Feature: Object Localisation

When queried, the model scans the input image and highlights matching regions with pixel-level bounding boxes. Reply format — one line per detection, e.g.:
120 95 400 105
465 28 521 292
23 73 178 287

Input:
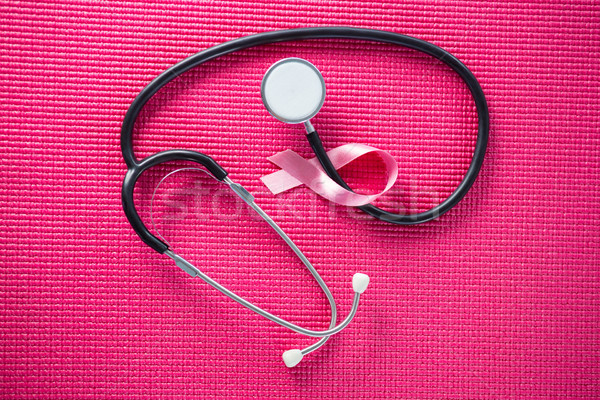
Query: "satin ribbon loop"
261 143 398 207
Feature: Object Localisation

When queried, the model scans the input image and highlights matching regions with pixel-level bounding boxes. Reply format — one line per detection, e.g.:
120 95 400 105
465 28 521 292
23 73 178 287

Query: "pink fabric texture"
1 1 598 398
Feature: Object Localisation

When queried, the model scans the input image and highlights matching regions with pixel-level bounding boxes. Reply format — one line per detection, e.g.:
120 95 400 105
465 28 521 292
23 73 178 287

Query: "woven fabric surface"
1 1 599 398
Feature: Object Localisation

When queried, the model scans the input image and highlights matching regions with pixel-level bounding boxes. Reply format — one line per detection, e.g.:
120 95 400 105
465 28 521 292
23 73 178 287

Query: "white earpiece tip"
352 273 370 294
282 349 303 368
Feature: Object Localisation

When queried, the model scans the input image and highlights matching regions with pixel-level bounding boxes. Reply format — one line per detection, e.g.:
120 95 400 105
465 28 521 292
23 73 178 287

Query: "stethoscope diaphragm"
261 58 326 124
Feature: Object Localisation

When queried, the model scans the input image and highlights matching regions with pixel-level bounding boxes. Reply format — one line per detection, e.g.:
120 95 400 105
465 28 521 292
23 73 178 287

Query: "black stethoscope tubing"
121 27 489 254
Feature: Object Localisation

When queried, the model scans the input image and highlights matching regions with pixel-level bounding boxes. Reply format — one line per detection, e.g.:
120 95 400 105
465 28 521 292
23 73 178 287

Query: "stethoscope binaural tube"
121 148 370 368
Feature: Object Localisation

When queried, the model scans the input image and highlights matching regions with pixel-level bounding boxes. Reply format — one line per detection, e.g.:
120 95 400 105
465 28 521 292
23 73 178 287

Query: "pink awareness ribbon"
260 143 398 207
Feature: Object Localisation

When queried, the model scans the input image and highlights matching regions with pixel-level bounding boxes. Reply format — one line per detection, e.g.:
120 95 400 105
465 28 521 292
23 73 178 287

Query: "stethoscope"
121 27 489 367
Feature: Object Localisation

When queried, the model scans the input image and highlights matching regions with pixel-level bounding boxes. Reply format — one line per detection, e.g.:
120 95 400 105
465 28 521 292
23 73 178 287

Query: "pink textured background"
1 1 599 398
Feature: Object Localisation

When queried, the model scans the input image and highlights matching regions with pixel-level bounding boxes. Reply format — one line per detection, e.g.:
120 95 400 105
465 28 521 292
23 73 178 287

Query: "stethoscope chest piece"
261 58 326 124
